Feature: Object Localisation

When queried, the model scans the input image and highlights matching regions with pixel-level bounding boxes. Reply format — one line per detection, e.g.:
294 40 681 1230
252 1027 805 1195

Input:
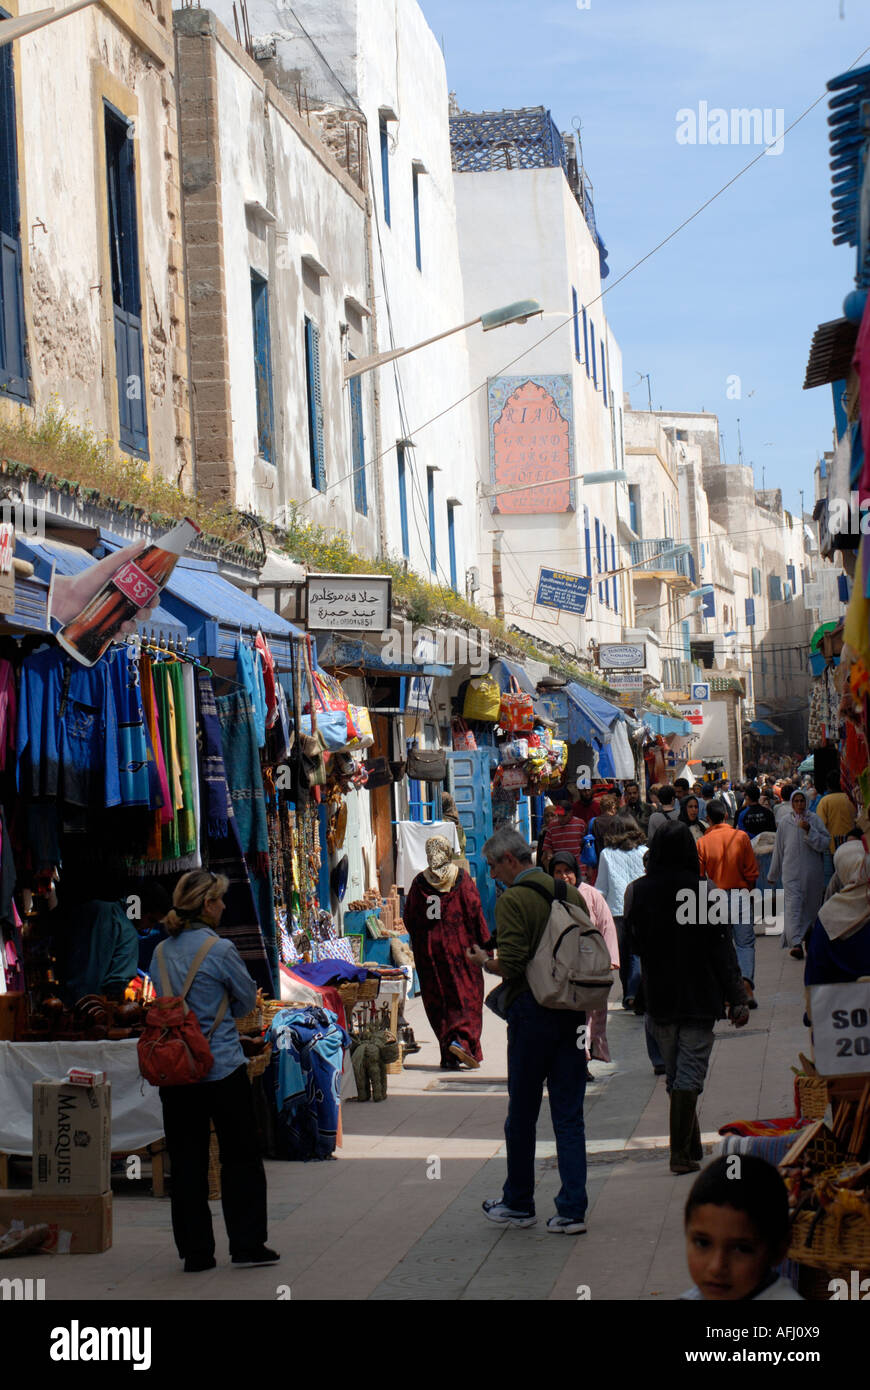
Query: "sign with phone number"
810 983 870 1076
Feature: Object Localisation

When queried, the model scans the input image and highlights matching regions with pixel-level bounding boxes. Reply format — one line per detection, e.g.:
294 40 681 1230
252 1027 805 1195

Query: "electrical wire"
297 38 870 506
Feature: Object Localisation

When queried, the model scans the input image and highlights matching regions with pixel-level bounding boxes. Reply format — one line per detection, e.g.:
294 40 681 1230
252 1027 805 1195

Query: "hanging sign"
534 567 590 616
691 683 711 701
607 672 644 693
680 705 704 726
599 643 646 670
810 983 870 1076
306 574 392 632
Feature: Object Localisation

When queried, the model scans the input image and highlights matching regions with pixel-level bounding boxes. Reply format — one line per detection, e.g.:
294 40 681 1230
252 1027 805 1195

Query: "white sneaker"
546 1215 587 1235
482 1199 536 1228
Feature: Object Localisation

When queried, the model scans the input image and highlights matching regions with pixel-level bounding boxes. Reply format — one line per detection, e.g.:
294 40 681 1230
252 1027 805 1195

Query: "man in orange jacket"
697 799 760 1008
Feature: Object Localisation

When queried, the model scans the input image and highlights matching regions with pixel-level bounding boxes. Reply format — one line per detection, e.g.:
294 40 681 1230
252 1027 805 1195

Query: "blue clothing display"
155 923 257 1082
107 647 153 808
65 899 140 1003
236 641 267 749
289 959 368 988
268 1006 350 1161
17 648 121 808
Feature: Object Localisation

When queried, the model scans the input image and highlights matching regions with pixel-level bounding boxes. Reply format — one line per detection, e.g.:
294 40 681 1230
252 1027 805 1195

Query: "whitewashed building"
451 105 629 664
200 0 480 587
0 0 190 481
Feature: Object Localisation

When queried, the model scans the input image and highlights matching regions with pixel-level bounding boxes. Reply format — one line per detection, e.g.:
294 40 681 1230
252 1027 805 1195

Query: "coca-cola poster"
48 521 199 667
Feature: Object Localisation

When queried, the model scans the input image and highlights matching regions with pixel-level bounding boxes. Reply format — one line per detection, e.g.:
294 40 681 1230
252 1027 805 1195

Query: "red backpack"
138 937 229 1087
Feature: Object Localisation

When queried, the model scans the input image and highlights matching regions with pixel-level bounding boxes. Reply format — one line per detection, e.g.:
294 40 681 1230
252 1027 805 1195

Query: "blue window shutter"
682 620 691 660
447 502 458 591
787 562 796 592
752 566 761 595
584 504 592 576
582 307 590 377
602 524 609 606
0 35 27 400
745 597 755 626
601 344 608 406
610 535 617 612
702 589 715 619
250 273 275 462
572 288 580 361
628 485 638 533
105 103 147 457
305 318 326 491
687 551 696 583
380 118 391 226
768 573 782 601
590 321 598 388
397 445 409 557
595 518 602 600
413 169 421 270
349 373 367 515
427 467 436 571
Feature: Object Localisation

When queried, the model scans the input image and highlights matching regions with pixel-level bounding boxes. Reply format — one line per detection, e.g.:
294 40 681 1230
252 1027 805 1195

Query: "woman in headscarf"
768 790 829 960
805 840 870 987
623 822 749 1174
678 795 706 845
403 835 491 1070
550 850 620 1074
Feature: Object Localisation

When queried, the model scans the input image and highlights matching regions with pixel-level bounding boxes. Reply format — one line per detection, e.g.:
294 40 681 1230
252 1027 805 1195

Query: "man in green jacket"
466 827 591 1235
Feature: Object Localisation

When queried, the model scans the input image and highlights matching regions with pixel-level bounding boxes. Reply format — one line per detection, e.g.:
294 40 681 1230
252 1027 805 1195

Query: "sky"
419 0 867 519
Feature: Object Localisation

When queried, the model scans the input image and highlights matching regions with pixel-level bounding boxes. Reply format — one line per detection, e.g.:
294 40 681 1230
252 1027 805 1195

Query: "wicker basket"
246 1044 272 1080
338 982 360 1011
796 1075 829 1121
235 1006 264 1036
788 1209 870 1273
357 978 379 1001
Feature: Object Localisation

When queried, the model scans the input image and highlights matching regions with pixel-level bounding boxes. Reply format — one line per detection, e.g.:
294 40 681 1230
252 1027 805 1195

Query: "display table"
0 1039 164 1160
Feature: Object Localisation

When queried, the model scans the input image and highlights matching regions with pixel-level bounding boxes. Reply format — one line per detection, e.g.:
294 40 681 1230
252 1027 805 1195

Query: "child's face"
686 1204 775 1300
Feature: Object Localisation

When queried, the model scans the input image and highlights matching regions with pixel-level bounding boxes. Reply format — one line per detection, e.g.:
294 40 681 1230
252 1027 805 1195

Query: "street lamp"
0 0 97 45
344 299 542 381
480 468 627 500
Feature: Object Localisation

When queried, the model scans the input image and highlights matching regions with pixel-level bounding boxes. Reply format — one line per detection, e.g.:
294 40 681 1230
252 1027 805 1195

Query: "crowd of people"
405 757 870 1299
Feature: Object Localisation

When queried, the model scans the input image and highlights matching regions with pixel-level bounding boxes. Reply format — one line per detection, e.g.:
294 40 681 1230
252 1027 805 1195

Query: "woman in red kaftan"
404 835 492 1070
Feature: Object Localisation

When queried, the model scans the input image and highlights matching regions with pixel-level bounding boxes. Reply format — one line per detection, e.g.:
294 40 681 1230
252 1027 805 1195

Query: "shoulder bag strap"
158 935 230 1031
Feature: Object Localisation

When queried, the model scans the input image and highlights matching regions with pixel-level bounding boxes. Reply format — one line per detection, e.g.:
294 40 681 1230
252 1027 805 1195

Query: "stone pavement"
4 925 808 1301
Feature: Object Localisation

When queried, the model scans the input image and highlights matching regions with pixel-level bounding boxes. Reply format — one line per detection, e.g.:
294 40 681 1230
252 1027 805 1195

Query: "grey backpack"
520 880 613 1012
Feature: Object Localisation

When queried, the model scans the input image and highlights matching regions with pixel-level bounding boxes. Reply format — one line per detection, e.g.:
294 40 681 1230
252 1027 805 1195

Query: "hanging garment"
17 648 121 808
63 899 140 1004
140 656 172 861
268 1005 350 1161
179 663 202 869
255 630 278 729
609 720 635 779
0 658 16 772
236 641 267 748
151 663 197 868
106 647 152 808
196 670 232 839
216 691 269 873
852 291 870 503
394 821 460 892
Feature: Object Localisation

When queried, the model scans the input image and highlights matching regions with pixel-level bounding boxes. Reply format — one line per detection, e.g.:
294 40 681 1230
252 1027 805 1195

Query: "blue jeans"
756 852 772 895
502 991 588 1220
615 915 642 1001
645 1017 664 1068
731 912 756 986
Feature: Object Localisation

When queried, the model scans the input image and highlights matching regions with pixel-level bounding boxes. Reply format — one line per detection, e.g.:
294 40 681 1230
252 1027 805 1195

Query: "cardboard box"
0 1191 112 1253
33 1079 111 1195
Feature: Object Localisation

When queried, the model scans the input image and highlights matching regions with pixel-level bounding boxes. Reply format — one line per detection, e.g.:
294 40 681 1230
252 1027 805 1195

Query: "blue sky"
420 0 867 518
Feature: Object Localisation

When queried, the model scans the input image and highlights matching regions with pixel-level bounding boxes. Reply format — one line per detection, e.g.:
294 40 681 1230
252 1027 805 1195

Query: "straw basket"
358 978 379 1001
235 1006 264 1036
246 1044 272 1080
796 1075 829 1121
338 982 360 1012
788 1209 870 1273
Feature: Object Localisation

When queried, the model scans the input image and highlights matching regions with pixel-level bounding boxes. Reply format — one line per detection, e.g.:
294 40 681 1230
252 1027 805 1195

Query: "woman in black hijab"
623 822 750 1174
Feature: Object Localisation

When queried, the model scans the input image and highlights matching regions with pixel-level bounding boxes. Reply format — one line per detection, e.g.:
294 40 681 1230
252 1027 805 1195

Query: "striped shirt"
541 815 588 866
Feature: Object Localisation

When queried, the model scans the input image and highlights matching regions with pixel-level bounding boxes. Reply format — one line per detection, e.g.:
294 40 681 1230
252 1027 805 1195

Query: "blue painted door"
447 749 494 923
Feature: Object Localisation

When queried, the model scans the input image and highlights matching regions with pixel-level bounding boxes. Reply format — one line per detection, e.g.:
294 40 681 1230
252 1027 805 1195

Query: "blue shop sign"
535 567 590 616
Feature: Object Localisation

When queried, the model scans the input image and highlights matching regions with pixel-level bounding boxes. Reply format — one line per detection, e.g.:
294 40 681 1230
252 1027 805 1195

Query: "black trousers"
160 1063 268 1261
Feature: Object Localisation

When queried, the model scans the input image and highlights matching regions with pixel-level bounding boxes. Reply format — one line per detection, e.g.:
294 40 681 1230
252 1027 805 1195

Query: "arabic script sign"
306 574 392 632
488 375 574 515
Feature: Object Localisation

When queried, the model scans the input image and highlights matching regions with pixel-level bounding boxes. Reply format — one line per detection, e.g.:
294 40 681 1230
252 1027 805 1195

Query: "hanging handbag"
499 676 535 733
363 755 392 789
462 674 502 722
351 705 375 749
390 758 407 781
407 748 447 782
580 833 598 868
500 765 529 790
451 717 478 752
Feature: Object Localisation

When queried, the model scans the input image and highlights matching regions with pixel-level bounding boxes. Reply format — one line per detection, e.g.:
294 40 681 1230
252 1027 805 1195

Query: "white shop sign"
607 672 644 692
306 574 392 631
810 983 870 1076
599 643 645 670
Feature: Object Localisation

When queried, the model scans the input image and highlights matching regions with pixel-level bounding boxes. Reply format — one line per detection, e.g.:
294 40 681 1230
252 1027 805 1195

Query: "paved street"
4 924 808 1302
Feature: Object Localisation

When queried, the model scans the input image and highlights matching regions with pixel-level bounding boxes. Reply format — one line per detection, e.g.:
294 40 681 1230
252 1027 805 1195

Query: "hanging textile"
268 1005 350 1161
196 669 231 839
0 658 16 772
179 663 201 870
236 641 267 749
17 648 121 807
255 630 278 730
216 691 269 874
140 655 172 864
151 662 198 869
107 646 152 808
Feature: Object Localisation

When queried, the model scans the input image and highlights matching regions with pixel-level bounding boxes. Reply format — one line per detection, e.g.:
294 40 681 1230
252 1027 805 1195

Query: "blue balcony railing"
630 539 693 579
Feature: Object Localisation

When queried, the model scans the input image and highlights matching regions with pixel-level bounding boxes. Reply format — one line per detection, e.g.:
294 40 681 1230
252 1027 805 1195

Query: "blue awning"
17 537 188 644
643 710 693 737
749 719 781 737
563 681 624 746
489 657 536 695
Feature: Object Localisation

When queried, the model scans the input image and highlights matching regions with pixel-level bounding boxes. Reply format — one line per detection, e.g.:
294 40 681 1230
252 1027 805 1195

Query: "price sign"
810 983 870 1076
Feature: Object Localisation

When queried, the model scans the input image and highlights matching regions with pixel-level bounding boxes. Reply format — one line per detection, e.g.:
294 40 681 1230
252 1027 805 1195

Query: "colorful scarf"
196 669 231 839
207 817 274 994
140 657 171 862
216 691 269 873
